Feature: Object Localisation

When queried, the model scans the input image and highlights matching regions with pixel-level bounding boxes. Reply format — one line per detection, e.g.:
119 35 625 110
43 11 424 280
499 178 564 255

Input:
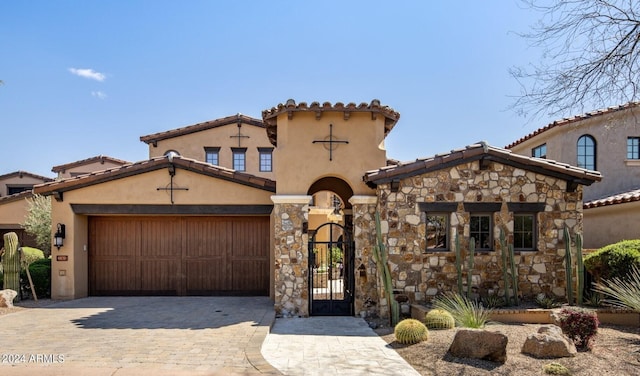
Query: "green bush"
584 240 640 282
394 318 429 344
20 258 51 298
21 247 45 265
557 308 599 351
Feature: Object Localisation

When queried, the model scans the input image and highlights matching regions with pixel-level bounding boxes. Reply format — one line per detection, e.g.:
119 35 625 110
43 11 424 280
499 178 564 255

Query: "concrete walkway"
0 297 418 375
261 317 420 376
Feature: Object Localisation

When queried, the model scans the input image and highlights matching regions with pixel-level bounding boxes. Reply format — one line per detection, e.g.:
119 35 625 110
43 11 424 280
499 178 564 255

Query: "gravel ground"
375 321 640 376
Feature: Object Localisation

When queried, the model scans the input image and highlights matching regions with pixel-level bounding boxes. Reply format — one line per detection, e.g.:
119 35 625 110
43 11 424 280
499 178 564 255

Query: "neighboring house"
506 102 640 248
0 171 53 247
52 155 130 179
34 100 600 319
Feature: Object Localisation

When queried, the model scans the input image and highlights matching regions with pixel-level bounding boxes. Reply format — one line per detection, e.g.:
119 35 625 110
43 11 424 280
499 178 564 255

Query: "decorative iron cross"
157 166 189 204
312 123 349 161
230 124 250 147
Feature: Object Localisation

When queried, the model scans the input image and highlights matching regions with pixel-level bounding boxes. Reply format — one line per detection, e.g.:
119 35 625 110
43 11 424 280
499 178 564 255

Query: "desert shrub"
433 292 492 329
20 258 51 298
594 264 640 311
584 240 640 282
481 292 505 308
394 318 429 344
424 309 455 330
543 362 571 375
535 293 561 309
557 308 599 351
20 247 45 266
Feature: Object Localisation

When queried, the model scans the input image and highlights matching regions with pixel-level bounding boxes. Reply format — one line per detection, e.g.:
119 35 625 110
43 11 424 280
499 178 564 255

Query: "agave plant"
432 292 493 328
593 264 640 311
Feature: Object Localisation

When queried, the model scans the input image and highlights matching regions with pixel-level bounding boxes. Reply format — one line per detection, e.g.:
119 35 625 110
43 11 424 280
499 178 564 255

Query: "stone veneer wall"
375 160 583 311
272 196 310 317
349 196 382 318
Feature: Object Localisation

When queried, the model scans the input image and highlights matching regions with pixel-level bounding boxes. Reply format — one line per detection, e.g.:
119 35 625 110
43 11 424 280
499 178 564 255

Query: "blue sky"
1 1 557 177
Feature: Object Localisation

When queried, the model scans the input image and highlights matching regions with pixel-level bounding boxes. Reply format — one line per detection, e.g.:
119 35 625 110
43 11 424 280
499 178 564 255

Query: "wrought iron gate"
308 222 354 316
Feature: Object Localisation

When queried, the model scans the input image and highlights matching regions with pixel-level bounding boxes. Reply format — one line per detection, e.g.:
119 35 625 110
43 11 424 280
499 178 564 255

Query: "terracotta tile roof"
0 190 34 205
364 142 602 187
583 188 640 209
140 113 264 146
0 170 53 182
34 155 276 195
505 102 640 149
261 99 400 147
51 155 130 173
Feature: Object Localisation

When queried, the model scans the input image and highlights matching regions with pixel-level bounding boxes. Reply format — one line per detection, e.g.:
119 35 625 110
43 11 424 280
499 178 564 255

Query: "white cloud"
69 68 106 82
91 91 107 99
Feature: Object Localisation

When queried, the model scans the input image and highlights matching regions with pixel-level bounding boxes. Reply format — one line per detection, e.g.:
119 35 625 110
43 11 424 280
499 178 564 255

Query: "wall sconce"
54 223 66 250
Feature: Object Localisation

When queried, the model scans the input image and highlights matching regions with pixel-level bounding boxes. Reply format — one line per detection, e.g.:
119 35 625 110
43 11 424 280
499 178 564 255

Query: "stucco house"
506 102 640 248
33 100 600 318
0 171 53 246
52 155 130 179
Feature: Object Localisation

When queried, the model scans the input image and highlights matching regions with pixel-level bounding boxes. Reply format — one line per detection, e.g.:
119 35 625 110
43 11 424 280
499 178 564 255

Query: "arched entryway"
307 177 355 316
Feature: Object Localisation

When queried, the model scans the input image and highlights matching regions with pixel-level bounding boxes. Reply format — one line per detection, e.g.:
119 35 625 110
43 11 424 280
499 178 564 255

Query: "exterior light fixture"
54 223 66 250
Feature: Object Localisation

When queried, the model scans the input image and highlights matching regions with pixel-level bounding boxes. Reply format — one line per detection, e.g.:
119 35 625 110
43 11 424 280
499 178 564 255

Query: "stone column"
349 195 381 318
271 195 311 317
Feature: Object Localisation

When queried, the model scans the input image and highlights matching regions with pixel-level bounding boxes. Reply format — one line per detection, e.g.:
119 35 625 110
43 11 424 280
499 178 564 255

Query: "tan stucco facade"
47 166 274 299
0 195 31 228
584 202 640 249
147 121 274 179
54 160 129 179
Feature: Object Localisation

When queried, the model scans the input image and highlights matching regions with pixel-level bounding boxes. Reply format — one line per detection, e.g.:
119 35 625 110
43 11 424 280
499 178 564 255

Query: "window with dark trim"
419 202 457 253
532 143 547 159
470 214 492 251
627 137 640 160
7 185 32 195
258 147 273 172
232 147 246 171
577 135 596 170
426 214 449 251
205 147 220 165
513 213 535 251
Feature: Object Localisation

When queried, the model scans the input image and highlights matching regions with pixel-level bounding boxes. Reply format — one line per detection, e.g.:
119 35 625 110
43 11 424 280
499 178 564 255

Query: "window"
204 147 220 165
531 143 547 159
577 135 596 170
258 147 273 172
426 214 448 251
627 137 640 160
232 148 246 171
513 214 535 251
7 186 32 195
470 214 492 251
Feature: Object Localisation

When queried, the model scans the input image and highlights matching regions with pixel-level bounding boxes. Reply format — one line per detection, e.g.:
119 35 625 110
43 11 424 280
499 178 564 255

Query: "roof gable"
140 114 264 146
51 155 130 173
34 155 276 196
261 99 400 147
364 142 602 188
0 170 53 183
506 102 640 149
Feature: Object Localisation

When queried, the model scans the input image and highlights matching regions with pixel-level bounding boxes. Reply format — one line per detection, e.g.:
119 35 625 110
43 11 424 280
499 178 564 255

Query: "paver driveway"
0 296 277 375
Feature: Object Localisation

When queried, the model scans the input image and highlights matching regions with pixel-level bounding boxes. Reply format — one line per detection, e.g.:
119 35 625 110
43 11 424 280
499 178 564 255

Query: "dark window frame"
469 213 493 251
258 147 273 172
419 203 457 253
231 147 247 172
507 203 544 253
513 213 536 251
204 147 220 165
577 134 597 170
627 137 640 160
532 143 547 159
425 213 449 252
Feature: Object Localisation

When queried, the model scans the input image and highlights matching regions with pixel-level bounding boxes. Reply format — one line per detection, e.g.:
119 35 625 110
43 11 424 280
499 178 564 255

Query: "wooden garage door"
89 216 269 296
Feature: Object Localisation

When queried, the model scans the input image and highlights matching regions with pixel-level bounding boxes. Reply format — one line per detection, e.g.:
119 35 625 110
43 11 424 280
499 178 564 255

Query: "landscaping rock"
0 289 18 308
521 325 577 358
448 328 508 363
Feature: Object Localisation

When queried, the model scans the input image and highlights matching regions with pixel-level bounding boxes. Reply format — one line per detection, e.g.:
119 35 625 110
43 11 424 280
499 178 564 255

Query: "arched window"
577 135 596 170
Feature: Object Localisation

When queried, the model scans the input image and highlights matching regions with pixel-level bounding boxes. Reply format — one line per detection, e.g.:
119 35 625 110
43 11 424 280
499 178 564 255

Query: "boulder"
0 289 18 308
448 328 508 363
521 325 577 358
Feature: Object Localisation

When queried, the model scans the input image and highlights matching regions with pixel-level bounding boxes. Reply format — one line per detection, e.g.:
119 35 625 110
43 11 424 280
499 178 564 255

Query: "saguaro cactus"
2 232 21 301
563 226 574 305
454 231 463 294
576 232 584 306
374 211 400 326
466 237 475 299
500 228 511 304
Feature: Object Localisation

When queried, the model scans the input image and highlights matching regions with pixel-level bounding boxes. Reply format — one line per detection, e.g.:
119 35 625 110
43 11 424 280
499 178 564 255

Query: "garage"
89 215 270 296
